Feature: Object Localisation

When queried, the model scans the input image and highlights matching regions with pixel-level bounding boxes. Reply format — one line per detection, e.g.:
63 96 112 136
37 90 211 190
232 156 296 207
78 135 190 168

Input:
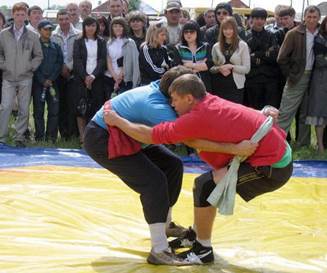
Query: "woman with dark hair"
97 16 110 40
210 16 250 104
73 16 107 144
127 10 147 51
172 20 212 91
306 16 327 153
105 17 140 98
139 22 170 85
0 11 5 104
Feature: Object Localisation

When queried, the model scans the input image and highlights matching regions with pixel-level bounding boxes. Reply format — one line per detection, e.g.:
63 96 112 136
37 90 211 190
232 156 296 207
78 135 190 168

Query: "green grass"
5 106 327 160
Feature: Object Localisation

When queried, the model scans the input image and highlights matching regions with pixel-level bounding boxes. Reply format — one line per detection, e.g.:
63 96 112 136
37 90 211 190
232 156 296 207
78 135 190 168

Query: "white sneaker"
147 249 192 266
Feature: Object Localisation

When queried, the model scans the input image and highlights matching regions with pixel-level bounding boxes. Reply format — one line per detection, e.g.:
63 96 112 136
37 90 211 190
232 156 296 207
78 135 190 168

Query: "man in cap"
244 8 280 110
32 20 63 143
164 0 182 47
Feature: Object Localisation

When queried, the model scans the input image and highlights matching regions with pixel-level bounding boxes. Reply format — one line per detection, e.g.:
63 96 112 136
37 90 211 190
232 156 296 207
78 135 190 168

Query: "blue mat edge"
0 146 326 178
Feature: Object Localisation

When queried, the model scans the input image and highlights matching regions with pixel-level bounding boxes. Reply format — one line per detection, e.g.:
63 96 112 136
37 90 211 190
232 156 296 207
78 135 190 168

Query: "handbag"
76 87 92 117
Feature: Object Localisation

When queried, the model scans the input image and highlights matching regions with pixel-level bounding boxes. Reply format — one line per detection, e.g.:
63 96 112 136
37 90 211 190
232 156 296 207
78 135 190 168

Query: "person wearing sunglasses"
204 2 233 49
172 20 213 91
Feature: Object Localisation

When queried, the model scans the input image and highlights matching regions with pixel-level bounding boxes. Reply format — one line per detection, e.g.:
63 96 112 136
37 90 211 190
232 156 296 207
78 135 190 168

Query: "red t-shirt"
152 94 286 169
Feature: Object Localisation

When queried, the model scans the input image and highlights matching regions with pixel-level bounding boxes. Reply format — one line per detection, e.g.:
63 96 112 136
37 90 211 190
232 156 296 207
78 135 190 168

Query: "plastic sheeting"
0 162 327 273
0 146 327 177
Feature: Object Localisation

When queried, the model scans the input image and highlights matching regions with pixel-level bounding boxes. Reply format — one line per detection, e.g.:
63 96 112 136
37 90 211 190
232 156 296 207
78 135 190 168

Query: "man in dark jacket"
277 6 321 148
33 20 63 142
199 9 216 39
267 6 301 142
204 2 233 49
244 8 280 110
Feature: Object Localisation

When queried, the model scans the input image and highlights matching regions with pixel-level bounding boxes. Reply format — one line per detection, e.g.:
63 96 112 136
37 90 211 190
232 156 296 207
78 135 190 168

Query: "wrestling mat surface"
0 147 326 273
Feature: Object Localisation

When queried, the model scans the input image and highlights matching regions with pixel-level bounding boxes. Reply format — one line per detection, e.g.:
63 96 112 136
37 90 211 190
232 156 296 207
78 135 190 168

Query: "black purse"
76 87 92 117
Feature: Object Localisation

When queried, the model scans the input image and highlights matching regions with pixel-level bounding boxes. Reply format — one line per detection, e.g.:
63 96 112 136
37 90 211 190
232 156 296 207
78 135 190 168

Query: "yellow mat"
0 165 326 273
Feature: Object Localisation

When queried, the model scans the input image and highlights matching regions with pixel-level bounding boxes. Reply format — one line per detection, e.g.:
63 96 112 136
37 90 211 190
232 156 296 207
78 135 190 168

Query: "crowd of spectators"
0 0 326 153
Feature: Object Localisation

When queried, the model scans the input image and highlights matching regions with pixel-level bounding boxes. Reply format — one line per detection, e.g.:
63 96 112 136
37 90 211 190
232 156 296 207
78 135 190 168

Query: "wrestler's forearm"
184 139 257 157
115 118 154 144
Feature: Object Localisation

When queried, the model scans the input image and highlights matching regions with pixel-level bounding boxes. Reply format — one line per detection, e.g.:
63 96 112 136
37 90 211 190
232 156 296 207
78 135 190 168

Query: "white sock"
149 223 169 253
197 238 212 248
166 207 172 228
193 224 197 234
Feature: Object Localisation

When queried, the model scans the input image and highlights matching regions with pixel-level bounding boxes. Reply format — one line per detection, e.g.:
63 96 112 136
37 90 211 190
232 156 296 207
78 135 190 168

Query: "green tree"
128 0 141 11
0 5 9 13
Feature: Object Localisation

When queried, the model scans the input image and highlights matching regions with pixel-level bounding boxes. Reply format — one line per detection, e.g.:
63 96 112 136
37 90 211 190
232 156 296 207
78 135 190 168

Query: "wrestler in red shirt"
105 74 293 265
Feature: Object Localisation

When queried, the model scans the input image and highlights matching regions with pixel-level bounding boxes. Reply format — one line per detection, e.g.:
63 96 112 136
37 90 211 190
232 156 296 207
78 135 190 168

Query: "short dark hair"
168 74 206 100
110 17 129 39
160 66 193 97
57 9 69 18
181 20 202 46
304 5 321 17
82 17 99 39
28 5 42 16
277 7 296 17
250 8 268 19
204 9 215 17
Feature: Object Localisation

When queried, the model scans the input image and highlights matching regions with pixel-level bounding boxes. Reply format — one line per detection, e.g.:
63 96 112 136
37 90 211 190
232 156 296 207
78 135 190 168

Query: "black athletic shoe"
177 240 214 264
168 227 196 250
166 221 189 238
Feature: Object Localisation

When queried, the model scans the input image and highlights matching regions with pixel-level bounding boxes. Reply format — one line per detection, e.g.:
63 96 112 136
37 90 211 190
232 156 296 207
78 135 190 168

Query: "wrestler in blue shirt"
92 80 177 130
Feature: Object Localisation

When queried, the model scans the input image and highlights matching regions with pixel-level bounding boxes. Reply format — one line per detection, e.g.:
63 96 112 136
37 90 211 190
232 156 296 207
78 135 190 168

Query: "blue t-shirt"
92 80 177 129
